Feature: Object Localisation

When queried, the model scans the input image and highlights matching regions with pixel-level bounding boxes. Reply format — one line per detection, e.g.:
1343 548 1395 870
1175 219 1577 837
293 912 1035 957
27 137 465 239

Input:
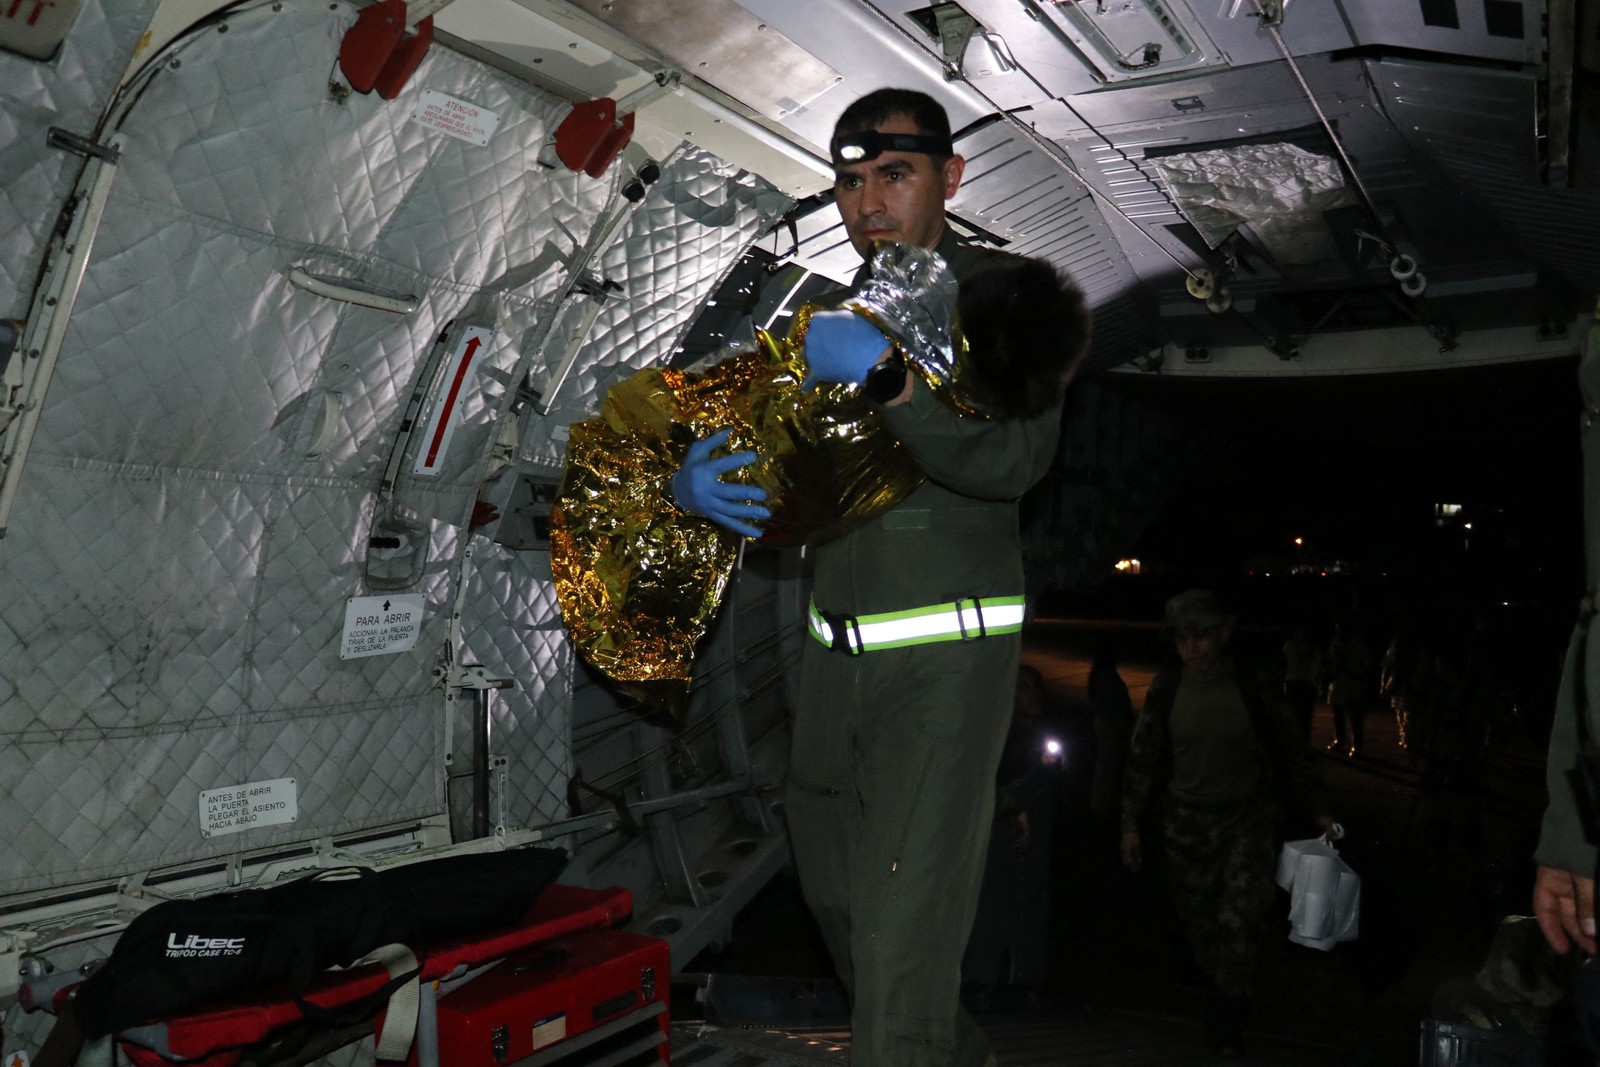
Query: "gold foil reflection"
550 308 927 717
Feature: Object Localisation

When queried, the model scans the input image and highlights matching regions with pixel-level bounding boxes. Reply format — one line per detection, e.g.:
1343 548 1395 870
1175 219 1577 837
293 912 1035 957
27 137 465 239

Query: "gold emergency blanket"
550 243 968 717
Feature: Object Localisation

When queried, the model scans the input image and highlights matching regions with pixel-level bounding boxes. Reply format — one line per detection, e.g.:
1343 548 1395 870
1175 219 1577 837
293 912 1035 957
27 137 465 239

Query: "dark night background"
1075 356 1585 704
1119 356 1583 582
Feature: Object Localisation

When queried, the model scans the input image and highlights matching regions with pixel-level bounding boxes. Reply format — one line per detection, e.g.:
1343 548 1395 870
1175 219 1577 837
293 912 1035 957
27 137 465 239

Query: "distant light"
1464 522 1473 530
1293 537 1304 546
1114 558 1141 574
1046 739 1062 756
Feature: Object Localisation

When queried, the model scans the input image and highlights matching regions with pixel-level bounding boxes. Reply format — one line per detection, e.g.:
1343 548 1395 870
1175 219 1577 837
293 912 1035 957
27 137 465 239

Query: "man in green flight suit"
673 88 1088 1066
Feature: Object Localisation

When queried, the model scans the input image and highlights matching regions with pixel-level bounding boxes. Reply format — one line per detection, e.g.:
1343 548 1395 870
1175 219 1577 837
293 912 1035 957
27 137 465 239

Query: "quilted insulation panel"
0 0 162 322
0 0 791 896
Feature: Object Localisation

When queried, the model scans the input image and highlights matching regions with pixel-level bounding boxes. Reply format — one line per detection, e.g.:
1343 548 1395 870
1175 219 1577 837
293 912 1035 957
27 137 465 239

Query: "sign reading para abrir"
339 593 426 660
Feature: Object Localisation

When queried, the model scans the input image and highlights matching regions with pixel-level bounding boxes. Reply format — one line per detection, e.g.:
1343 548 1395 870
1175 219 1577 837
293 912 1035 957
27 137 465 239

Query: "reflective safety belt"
808 595 1026 654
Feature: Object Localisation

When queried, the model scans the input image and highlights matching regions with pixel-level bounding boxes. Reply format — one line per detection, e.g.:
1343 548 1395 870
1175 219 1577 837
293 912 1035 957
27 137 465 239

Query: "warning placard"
200 778 298 838
340 593 426 660
411 90 501 147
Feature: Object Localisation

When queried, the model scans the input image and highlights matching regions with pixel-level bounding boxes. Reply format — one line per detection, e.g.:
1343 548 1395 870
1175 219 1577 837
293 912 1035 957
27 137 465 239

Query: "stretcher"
22 884 636 1067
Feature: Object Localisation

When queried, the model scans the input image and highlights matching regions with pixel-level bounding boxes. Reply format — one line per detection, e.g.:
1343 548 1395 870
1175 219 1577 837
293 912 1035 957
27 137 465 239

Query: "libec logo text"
165 933 247 958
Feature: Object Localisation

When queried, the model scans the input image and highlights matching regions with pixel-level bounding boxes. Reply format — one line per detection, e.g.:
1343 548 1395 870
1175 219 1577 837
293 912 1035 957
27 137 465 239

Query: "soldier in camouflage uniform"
1121 590 1336 1057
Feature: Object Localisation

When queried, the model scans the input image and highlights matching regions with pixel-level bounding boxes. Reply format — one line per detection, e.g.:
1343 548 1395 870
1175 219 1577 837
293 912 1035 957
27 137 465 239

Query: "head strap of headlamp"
830 129 954 167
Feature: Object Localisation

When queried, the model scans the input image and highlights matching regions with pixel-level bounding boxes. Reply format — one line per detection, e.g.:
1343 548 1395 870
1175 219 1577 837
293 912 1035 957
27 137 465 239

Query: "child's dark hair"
959 257 1092 419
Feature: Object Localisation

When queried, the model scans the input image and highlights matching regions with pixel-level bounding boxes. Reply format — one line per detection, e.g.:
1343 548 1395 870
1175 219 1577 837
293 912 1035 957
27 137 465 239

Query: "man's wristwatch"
863 352 908 403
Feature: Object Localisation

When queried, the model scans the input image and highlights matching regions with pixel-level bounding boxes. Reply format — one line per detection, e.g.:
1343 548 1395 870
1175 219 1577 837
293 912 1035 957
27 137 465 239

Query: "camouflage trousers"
1162 796 1278 998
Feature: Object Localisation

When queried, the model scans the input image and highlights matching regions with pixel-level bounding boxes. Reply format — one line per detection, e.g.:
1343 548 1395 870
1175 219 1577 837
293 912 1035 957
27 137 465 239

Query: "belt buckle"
818 608 864 655
954 596 987 641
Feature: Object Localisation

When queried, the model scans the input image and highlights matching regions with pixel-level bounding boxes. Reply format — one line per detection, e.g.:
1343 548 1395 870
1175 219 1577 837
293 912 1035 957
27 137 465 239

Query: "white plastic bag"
1277 834 1360 951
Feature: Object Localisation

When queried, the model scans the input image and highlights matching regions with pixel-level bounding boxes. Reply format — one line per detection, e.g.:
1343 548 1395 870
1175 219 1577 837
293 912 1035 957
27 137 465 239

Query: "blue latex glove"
801 309 892 392
671 428 770 539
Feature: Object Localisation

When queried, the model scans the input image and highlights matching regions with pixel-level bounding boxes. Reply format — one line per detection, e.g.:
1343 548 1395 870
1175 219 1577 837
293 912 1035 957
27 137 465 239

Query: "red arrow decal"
424 335 481 468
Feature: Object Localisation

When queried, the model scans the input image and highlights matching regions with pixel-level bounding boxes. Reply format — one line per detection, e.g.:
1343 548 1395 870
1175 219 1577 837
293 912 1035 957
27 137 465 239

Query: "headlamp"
830 130 955 167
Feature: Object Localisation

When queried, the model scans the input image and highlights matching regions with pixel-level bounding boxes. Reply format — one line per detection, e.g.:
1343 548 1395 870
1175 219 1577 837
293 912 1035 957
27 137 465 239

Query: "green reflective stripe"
808 595 1026 653
849 595 1025 626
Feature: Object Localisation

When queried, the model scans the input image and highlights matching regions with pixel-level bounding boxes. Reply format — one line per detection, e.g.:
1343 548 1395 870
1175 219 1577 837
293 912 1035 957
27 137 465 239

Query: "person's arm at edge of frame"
1534 629 1599 954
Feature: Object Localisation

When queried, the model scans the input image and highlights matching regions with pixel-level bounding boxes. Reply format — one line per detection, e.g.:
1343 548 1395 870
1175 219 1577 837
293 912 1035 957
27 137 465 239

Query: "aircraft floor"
668 1007 1356 1066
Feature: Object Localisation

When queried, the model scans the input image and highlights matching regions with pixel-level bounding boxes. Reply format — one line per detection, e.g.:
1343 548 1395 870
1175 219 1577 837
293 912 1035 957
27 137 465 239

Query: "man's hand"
1534 864 1597 954
1120 830 1142 872
801 309 891 391
671 429 769 540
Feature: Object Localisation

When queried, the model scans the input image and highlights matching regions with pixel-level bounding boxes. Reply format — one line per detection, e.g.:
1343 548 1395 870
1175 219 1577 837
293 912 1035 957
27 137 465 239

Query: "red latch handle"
339 0 434 99
554 98 636 178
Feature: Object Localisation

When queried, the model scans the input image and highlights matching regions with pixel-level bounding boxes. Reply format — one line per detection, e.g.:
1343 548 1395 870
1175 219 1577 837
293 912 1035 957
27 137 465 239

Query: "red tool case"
426 929 669 1067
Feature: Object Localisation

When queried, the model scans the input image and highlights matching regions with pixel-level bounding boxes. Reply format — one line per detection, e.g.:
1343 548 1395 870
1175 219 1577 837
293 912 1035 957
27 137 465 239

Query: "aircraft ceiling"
198 0 1600 376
